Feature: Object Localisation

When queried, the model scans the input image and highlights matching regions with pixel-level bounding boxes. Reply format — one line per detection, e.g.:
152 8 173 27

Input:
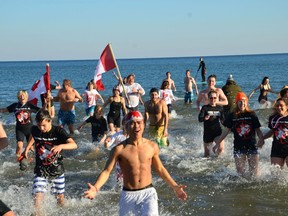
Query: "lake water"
0 53 288 215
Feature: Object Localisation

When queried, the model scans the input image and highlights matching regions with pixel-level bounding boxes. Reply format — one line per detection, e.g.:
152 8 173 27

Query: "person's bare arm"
144 102 149 126
152 143 187 201
191 78 198 95
196 92 204 111
162 101 169 136
102 97 113 109
121 97 128 115
249 85 261 99
0 123 8 150
0 108 8 113
24 135 35 158
263 129 274 140
216 89 228 106
51 137 77 155
84 147 118 199
74 90 84 102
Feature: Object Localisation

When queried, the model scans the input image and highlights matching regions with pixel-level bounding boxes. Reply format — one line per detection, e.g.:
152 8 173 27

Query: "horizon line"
1 52 287 63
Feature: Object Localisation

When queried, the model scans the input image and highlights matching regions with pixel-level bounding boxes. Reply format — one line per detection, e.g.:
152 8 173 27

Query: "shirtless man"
54 79 83 134
184 70 198 104
196 74 228 111
144 88 169 147
163 71 177 91
84 111 187 216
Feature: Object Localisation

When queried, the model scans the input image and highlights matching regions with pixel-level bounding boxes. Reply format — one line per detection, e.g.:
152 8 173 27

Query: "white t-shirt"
121 83 145 108
159 89 175 105
84 89 100 109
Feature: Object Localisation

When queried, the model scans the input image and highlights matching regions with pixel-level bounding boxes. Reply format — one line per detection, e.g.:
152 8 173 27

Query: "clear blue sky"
1 0 288 61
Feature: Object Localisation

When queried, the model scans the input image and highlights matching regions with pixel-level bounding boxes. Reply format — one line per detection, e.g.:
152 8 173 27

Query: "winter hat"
235 92 248 103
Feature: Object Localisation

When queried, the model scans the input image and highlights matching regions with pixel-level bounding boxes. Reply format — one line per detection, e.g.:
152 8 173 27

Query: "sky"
1 0 288 61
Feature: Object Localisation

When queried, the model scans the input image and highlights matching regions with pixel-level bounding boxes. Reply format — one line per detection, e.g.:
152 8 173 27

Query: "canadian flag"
28 64 51 106
94 44 116 91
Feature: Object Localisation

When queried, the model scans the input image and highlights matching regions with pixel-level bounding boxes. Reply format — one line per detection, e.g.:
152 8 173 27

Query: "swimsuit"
258 87 268 102
184 91 193 103
32 174 65 195
148 125 169 147
58 109 76 126
119 185 158 216
107 100 122 128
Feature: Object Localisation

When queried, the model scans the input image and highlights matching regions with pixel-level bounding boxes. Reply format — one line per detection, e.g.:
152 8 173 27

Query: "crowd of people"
0 65 288 215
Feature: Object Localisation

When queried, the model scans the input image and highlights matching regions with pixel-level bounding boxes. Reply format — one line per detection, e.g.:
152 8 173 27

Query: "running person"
84 111 187 216
144 88 169 147
103 86 127 133
215 92 264 177
83 81 104 117
262 98 288 168
78 105 108 144
249 76 278 105
0 90 40 157
198 90 225 157
23 109 77 215
159 80 176 117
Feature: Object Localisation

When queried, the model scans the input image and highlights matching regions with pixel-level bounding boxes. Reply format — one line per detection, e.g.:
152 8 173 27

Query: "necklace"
271 114 288 129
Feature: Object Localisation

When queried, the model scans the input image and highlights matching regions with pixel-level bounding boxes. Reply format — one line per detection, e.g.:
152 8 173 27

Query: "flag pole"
108 43 131 106
46 63 51 115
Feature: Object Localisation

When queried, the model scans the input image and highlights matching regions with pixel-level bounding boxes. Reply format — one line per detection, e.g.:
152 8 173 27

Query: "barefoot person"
53 79 83 134
144 88 169 147
196 74 228 110
84 111 187 216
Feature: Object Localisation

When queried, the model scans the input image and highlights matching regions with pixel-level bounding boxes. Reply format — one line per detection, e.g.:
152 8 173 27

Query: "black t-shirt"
268 113 288 146
31 125 71 178
85 116 108 141
198 105 224 132
224 111 261 151
6 102 40 127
